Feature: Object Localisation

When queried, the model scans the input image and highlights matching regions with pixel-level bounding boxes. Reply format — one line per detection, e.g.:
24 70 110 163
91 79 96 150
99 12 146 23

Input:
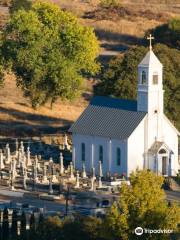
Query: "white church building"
69 39 179 177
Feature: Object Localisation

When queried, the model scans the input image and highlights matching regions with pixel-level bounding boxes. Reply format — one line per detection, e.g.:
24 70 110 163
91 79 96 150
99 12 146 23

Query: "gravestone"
82 162 87 179
0 149 5 170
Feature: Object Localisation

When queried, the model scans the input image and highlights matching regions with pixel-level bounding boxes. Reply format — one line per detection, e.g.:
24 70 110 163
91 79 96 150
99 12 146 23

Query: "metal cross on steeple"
147 34 154 50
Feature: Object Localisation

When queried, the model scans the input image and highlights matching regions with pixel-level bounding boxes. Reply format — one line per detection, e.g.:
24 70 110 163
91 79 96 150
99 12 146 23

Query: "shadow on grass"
95 29 144 46
95 30 145 65
0 106 73 137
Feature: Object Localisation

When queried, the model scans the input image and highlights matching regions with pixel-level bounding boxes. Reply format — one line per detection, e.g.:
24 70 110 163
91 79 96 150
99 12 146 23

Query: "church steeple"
137 35 163 114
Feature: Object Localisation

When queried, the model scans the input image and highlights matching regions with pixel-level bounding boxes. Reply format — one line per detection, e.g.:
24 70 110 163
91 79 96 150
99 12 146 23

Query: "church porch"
148 142 175 176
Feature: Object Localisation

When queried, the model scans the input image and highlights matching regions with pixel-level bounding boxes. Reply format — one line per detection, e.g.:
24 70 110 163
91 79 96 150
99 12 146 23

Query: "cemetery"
0 136 129 236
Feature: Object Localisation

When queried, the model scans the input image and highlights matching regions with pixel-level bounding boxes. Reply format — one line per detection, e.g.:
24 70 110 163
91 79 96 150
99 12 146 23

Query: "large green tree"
1 1 99 108
94 44 180 130
103 170 180 240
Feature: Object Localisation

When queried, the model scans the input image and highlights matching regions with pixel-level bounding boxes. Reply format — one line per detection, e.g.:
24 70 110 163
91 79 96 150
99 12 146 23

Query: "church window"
99 145 103 163
117 148 121 166
81 143 85 161
153 72 158 84
141 71 146 84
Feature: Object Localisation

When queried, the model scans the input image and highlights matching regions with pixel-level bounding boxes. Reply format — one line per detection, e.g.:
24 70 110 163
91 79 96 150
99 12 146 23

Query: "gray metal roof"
69 96 147 139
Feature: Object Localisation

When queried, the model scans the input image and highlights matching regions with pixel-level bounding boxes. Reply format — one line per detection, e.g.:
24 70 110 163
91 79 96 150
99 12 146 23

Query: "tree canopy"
30 215 103 240
94 44 180 130
103 170 180 240
1 1 100 108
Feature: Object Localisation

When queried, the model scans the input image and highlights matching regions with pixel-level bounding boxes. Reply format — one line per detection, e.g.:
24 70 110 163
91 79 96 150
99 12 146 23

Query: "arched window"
117 148 121 166
141 71 146 84
153 72 158 85
99 145 103 163
81 143 85 161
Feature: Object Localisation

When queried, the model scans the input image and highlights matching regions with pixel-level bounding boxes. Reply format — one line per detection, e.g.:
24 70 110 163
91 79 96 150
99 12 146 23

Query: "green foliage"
151 17 180 50
9 0 32 14
20 211 27 240
30 215 103 240
38 212 44 225
94 44 180 130
0 40 5 87
62 216 102 240
174 171 180 185
169 17 180 33
99 0 120 8
2 207 9 240
29 213 36 239
11 210 18 239
104 170 180 240
0 64 4 87
35 216 62 240
1 1 100 108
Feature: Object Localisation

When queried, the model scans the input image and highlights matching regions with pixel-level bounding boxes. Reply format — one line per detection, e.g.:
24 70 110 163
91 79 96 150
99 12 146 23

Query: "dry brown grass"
0 74 88 136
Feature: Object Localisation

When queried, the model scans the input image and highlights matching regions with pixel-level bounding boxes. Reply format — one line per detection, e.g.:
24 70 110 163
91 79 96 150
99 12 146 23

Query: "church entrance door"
162 156 167 175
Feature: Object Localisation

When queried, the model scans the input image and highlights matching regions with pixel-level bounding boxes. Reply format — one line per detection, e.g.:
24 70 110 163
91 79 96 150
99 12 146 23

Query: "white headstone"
15 139 19 157
92 167 96 180
12 158 17 179
69 162 75 180
0 149 5 170
20 141 24 155
23 168 27 190
42 164 48 183
52 164 58 183
59 152 64 175
33 160 38 183
49 177 53 195
6 144 11 164
75 171 80 188
90 177 95 191
98 176 102 188
64 134 69 150
98 161 103 177
82 162 87 178
26 147 32 166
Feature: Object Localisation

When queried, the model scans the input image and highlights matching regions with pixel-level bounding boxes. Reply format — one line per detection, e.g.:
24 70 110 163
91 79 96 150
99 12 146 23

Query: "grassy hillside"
0 0 179 136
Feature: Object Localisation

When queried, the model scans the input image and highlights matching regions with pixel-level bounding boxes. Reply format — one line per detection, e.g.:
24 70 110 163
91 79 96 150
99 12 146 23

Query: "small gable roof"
69 96 147 140
148 141 171 154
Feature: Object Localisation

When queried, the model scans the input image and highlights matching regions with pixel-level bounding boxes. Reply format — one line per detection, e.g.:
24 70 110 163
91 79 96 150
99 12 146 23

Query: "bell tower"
137 35 164 143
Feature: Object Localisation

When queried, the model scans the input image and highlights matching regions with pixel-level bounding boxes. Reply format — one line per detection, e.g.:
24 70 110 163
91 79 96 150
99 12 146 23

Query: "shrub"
99 0 120 9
